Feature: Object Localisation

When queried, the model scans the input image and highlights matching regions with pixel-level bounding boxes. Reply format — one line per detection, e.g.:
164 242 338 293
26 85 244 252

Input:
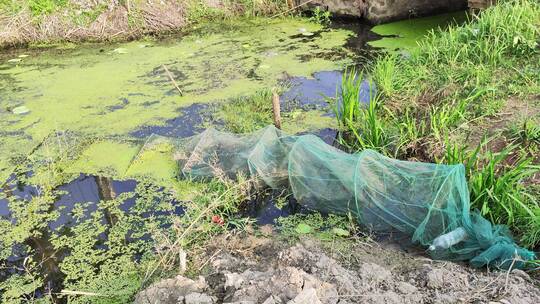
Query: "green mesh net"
150 125 535 269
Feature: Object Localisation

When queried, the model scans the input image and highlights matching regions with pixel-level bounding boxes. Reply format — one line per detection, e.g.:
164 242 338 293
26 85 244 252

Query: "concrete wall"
366 0 467 23
296 0 467 23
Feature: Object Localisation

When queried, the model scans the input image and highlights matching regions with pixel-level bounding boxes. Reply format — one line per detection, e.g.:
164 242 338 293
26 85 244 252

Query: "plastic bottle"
428 227 468 251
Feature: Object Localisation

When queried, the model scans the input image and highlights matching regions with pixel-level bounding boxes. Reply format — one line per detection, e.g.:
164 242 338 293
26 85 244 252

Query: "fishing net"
145 125 534 269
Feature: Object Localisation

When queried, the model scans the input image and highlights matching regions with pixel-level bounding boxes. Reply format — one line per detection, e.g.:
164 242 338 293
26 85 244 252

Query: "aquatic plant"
333 69 362 126
309 7 331 25
0 18 352 183
0 151 253 304
276 212 353 242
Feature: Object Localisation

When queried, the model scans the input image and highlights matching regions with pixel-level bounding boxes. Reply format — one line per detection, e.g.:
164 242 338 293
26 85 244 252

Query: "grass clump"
309 6 331 25
336 0 540 246
220 90 274 133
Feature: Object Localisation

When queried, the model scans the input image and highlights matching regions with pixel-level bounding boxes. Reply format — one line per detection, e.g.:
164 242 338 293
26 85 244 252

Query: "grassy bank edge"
337 0 540 247
0 0 290 49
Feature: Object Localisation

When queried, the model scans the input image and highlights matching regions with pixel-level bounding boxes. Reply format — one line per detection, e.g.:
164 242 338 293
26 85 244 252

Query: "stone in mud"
224 272 245 289
288 288 323 304
133 275 207 304
397 282 418 294
358 262 392 283
262 295 284 304
183 292 217 304
423 266 468 290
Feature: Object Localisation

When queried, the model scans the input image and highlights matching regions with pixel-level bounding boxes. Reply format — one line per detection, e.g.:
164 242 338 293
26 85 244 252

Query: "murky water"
0 13 466 302
369 11 467 50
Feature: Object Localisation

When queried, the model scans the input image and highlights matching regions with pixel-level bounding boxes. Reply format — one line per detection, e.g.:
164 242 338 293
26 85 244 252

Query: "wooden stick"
272 92 282 130
271 0 317 18
162 65 183 96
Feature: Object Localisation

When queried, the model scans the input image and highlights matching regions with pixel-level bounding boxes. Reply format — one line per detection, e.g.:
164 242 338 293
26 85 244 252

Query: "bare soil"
135 231 540 304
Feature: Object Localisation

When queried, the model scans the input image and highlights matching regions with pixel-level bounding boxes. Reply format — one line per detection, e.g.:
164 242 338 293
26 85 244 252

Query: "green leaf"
12 106 30 114
331 227 350 237
295 223 312 234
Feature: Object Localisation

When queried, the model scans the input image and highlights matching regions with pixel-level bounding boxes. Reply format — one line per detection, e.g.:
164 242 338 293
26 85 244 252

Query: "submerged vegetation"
338 0 540 247
0 159 253 302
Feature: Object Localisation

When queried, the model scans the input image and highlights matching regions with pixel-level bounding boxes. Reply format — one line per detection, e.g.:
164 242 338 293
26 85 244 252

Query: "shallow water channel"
0 13 465 302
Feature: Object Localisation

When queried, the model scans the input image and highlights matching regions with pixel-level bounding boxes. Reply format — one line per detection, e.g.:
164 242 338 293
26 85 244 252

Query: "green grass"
0 0 24 14
509 119 540 150
219 90 274 133
28 0 67 15
441 139 539 232
338 0 540 247
0 0 68 16
186 0 288 23
309 6 331 25
332 69 363 126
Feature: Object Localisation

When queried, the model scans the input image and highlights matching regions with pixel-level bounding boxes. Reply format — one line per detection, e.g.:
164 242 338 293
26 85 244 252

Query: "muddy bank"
0 0 286 48
135 234 540 303
0 0 468 48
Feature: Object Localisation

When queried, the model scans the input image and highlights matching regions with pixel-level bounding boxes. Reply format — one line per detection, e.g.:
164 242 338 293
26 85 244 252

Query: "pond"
0 12 466 303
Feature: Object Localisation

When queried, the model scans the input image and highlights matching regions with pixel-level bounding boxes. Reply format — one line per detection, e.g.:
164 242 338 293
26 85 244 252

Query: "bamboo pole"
272 92 282 130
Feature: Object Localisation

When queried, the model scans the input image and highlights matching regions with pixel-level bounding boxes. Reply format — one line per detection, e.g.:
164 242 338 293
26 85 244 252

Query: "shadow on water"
242 190 309 226
129 103 218 138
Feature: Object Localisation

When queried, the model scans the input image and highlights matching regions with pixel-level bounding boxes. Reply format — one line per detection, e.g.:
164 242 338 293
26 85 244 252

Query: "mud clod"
135 236 540 304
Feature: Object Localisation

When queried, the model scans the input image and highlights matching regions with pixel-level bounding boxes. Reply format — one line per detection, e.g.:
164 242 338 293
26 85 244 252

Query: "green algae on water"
369 11 468 51
0 18 354 182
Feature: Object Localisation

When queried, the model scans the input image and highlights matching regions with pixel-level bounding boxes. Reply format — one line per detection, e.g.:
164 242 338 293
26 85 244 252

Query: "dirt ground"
134 230 540 304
